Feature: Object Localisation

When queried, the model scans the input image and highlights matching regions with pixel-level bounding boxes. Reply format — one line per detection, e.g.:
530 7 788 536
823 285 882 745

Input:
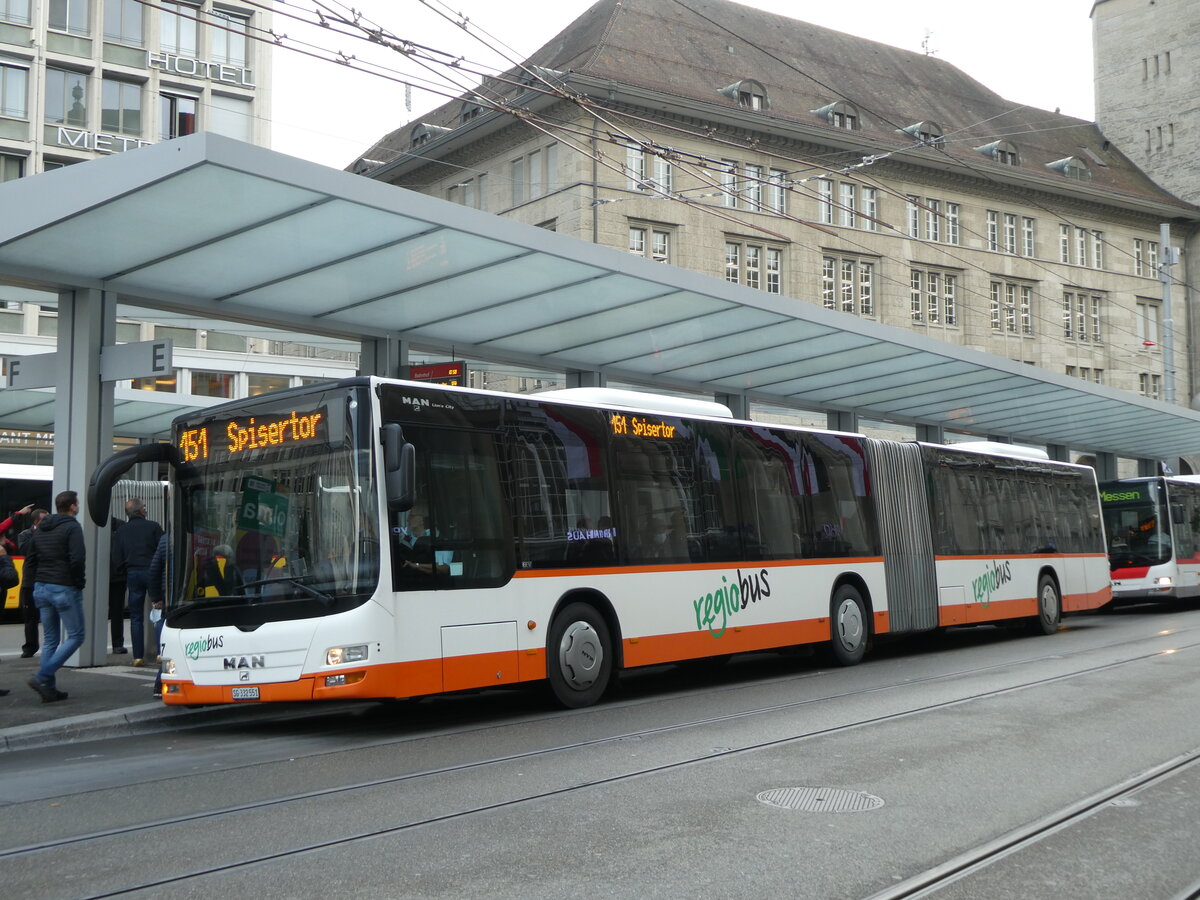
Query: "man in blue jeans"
113 498 163 666
25 490 86 703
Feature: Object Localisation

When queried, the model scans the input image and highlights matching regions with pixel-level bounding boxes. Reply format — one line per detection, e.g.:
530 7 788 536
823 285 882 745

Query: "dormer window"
1047 156 1092 181
410 122 451 148
812 101 860 130
902 121 945 148
460 102 482 124
719 79 769 110
976 140 1019 165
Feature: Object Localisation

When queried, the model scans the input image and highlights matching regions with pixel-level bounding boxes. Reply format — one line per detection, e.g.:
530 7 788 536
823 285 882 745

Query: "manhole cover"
757 787 884 813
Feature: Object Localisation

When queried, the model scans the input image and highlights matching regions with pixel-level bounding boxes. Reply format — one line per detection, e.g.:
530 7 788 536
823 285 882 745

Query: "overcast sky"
269 0 1097 171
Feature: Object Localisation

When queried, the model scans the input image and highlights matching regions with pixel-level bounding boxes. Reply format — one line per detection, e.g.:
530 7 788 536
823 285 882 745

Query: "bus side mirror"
382 424 415 512
88 442 183 527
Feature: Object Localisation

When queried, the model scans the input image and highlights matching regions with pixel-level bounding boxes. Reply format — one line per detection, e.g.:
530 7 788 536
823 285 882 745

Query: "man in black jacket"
113 498 163 666
26 490 85 703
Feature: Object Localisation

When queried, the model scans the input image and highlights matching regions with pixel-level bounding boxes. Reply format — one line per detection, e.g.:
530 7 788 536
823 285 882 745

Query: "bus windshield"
1101 481 1171 568
170 390 380 629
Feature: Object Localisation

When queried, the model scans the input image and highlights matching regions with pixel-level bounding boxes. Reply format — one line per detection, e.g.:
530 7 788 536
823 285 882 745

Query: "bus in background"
1100 476 1200 604
87 378 1111 709
0 464 52 616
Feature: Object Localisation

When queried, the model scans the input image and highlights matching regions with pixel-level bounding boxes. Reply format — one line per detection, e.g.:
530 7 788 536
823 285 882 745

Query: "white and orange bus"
0 464 52 616
1100 476 1200 604
88 378 1111 708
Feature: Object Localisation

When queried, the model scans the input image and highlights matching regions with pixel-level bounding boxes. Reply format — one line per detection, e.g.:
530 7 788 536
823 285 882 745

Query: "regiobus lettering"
86 378 1112 710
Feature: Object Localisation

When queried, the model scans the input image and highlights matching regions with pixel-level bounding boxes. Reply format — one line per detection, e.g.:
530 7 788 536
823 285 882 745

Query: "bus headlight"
1155 576 1174 586
326 645 369 666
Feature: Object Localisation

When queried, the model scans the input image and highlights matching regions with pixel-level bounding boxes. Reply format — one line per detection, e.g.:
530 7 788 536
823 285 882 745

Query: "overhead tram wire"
156 0 1175 356
667 0 1199 296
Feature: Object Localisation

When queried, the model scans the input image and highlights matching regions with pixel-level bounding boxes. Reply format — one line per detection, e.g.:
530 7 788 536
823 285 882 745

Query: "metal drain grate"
756 787 884 813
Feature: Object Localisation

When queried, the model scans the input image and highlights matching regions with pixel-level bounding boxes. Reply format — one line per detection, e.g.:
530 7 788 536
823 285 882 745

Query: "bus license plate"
231 686 260 700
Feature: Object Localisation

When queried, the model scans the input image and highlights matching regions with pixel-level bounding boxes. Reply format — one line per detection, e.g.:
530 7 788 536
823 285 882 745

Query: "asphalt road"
2 604 1199 899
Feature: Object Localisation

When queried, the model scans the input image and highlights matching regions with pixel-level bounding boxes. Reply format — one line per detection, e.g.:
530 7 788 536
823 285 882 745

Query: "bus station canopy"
1 132 1198 460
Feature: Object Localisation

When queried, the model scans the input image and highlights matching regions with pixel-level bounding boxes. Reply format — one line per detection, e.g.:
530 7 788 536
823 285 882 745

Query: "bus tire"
1028 575 1061 635
547 602 613 708
830 584 868 666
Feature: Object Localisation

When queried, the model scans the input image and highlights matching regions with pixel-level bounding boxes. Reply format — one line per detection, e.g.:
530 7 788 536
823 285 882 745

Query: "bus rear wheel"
830 584 869 666
1028 575 1061 635
547 602 613 708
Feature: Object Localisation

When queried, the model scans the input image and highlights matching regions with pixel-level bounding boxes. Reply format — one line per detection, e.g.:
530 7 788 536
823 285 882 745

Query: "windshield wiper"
237 575 336 607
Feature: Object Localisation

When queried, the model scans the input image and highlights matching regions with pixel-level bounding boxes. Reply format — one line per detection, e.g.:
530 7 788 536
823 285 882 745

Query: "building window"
101 78 142 136
823 255 874 316
1067 366 1104 384
0 153 23 182
925 199 941 242
987 210 998 251
1075 227 1087 266
906 195 920 238
720 79 768 110
0 63 27 119
629 225 671 263
838 182 856 227
132 371 179 392
861 187 878 232
248 374 289 396
819 100 859 130
205 331 246 352
946 203 960 245
45 68 88 128
210 8 249 67
1022 217 1035 257
460 102 482 123
991 281 1033 334
910 268 958 325
905 121 945 148
161 2 199 56
1049 156 1091 181
209 93 252 142
1140 373 1162 400
727 240 783 293
721 160 738 208
1136 299 1161 349
995 142 1018 165
1134 239 1159 277
1003 214 1017 254
103 0 142 45
514 143 558 204
1063 291 1103 343
818 179 834 224
988 213 1037 258
190 371 233 398
767 169 787 214
160 93 197 140
49 0 89 35
448 173 487 210
0 0 31 25
1059 224 1070 264
1092 231 1104 269
744 164 763 210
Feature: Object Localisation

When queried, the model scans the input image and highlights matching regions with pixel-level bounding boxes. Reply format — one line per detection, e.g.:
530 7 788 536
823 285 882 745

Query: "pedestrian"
108 514 128 655
0 543 21 696
146 532 170 698
26 490 86 704
112 498 163 666
16 507 47 658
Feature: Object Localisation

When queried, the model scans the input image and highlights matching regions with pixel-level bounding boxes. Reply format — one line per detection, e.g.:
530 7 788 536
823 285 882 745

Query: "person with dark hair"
16 508 47 658
26 490 85 703
108 514 128 655
113 498 163 666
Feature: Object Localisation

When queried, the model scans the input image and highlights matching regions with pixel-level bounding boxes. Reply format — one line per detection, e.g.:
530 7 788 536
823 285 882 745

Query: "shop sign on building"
54 127 153 154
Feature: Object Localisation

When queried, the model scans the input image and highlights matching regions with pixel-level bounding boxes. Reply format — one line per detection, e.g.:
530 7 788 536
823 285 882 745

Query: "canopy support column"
358 336 409 379
55 289 116 668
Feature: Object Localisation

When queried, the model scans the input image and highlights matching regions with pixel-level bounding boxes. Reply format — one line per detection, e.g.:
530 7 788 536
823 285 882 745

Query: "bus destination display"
610 413 677 439
178 409 326 462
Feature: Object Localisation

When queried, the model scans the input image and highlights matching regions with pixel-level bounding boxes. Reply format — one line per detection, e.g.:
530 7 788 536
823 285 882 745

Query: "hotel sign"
148 51 255 88
53 127 152 153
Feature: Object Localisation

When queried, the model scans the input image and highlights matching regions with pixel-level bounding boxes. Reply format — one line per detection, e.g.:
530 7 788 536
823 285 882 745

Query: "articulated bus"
87 378 1111 709
1100 476 1200 604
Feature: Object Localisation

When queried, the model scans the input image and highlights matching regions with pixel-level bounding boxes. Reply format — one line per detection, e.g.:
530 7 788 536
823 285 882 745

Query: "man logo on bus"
694 569 771 638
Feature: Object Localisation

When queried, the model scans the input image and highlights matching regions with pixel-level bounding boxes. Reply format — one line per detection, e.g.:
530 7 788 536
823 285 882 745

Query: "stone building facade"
1093 0 1199 205
355 0 1200 447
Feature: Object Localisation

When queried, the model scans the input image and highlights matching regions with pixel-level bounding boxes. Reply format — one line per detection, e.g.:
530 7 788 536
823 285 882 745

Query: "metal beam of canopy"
1 132 1198 458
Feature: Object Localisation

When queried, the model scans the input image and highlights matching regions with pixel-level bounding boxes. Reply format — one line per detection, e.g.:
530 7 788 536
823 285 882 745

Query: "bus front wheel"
547 602 613 708
830 584 869 666
1028 575 1061 635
